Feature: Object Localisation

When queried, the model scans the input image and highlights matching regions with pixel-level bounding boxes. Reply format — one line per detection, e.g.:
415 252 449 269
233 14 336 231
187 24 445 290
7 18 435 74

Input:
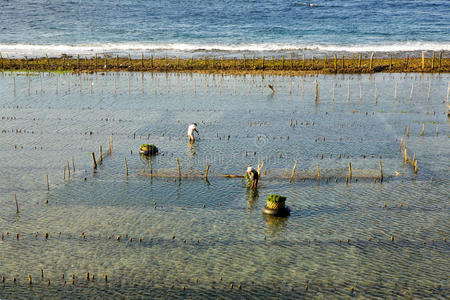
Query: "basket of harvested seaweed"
262 194 290 217
139 144 158 156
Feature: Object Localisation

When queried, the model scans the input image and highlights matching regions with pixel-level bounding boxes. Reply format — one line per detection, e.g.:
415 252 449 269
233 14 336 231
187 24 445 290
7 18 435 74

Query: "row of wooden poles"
0 51 447 72
0 269 108 286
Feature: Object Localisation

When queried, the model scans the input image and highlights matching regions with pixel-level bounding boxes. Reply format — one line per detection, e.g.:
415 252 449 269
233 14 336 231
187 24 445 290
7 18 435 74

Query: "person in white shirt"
245 166 259 189
187 123 199 142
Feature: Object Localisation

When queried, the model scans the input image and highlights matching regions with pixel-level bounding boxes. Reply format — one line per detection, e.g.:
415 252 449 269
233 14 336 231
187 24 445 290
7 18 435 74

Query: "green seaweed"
245 173 251 186
266 194 286 203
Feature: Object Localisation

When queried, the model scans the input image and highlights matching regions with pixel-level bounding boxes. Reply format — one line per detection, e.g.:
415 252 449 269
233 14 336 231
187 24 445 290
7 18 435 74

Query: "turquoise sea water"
0 72 448 298
0 0 449 57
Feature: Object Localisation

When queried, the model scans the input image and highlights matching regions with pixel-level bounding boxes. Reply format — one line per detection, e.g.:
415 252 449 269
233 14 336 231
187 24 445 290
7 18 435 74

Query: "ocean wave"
0 42 449 57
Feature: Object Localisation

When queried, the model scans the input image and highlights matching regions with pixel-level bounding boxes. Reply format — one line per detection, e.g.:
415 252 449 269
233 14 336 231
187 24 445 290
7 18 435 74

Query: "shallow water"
0 72 449 298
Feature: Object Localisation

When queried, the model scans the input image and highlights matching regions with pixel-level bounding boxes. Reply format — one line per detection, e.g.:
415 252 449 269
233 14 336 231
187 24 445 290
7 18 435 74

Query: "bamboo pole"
420 123 424 136
290 161 297 182
404 147 408 163
99 145 103 162
314 80 319 102
67 160 70 178
91 152 97 169
204 164 210 180
149 159 152 175
379 160 383 182
369 52 374 70
46 174 50 191
124 157 128 176
72 156 75 172
348 162 352 181
399 137 403 151
316 162 320 179
406 125 410 137
176 158 181 178
422 51 425 70
358 53 362 68
14 193 19 214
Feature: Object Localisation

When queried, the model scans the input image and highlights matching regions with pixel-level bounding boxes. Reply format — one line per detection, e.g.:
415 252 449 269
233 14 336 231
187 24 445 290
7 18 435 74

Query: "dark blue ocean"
0 0 449 58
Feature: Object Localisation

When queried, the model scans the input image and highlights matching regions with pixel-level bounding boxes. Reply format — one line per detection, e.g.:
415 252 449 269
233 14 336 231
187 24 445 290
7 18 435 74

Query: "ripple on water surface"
0 73 448 298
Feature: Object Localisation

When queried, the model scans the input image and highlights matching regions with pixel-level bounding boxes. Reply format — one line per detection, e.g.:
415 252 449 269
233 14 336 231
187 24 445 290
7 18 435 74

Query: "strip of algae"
0 55 449 74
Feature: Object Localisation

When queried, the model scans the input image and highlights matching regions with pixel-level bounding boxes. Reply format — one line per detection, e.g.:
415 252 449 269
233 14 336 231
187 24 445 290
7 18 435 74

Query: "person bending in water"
246 166 259 190
187 123 199 142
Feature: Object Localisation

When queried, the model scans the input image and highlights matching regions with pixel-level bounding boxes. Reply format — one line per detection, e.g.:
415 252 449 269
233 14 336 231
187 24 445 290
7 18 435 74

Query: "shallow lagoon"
0 72 449 298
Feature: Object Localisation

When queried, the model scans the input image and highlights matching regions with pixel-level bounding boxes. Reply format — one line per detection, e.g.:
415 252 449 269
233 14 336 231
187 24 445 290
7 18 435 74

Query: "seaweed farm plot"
0 71 449 298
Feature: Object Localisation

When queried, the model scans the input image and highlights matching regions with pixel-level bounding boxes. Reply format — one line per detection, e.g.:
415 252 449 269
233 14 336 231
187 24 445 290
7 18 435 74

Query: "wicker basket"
266 200 285 210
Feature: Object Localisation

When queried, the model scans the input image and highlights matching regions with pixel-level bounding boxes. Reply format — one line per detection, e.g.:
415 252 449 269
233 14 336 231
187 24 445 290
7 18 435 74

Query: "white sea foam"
0 42 449 57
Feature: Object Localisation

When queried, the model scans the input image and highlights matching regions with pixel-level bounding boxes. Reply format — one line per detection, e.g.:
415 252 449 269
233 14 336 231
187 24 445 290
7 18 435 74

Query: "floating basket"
266 201 285 210
263 194 290 217
139 144 158 156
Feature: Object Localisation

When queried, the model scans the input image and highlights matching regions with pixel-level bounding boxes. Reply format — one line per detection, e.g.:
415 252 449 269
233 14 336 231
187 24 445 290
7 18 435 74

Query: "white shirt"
187 124 197 136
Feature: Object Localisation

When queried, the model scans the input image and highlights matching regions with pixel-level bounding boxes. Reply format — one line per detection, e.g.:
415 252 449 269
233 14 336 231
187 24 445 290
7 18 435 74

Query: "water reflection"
263 214 289 235
245 188 259 211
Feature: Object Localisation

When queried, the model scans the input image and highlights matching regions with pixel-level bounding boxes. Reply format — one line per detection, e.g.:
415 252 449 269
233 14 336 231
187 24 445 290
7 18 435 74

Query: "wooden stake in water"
99 145 103 162
204 164 210 180
316 162 320 179
348 162 352 182
46 174 50 191
91 152 97 169
67 160 70 178
124 157 128 176
422 51 425 70
290 161 297 182
149 159 153 175
406 125 410 137
314 80 319 102
427 80 431 102
436 124 438 136
420 122 425 136
399 137 403 151
14 193 19 214
369 52 374 70
72 156 75 172
176 158 181 178
379 160 383 182
404 147 408 163
409 82 414 101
